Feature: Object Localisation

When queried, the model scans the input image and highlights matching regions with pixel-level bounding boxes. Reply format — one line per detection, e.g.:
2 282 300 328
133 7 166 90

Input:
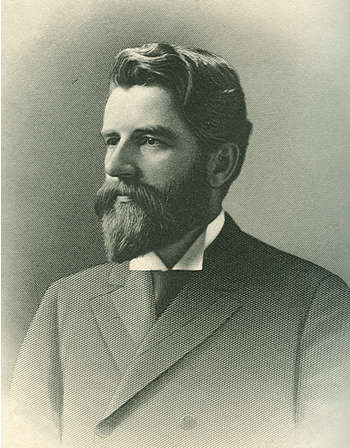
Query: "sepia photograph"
2 0 350 446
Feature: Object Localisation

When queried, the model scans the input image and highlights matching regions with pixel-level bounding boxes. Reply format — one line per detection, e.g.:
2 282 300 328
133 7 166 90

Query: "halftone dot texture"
3 0 350 396
10 215 350 446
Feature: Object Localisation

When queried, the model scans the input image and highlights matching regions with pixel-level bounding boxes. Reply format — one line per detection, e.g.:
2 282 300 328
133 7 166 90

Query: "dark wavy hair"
110 43 252 182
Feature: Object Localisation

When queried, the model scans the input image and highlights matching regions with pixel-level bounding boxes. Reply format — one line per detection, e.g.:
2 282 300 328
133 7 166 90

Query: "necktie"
151 271 192 318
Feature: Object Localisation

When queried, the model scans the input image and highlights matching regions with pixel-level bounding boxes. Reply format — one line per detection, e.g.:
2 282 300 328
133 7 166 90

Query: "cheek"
140 154 196 186
144 164 181 186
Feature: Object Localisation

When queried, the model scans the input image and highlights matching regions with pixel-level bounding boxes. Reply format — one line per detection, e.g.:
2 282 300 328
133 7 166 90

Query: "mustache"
94 179 176 223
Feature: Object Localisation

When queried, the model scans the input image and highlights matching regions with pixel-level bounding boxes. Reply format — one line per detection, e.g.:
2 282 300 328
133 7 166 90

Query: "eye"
140 136 170 150
106 137 119 146
143 137 159 146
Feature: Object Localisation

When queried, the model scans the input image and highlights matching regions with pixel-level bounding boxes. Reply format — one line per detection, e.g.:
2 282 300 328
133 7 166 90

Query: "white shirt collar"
129 210 225 271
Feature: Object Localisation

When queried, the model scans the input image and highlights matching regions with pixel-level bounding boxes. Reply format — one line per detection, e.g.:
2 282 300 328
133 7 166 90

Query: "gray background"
2 0 349 391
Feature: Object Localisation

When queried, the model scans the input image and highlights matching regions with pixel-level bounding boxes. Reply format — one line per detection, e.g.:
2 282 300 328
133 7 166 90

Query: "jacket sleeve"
10 282 63 442
294 274 350 447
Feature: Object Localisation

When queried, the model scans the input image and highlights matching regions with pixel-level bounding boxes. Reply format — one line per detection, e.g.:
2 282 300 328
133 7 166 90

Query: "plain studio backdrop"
2 0 350 391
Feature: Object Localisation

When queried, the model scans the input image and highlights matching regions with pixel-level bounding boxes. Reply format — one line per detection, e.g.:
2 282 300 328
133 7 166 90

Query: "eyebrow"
100 126 178 142
100 130 118 140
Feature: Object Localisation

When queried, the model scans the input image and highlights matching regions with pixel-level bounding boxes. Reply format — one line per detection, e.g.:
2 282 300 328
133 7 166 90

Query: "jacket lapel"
91 264 157 373
136 270 237 356
96 268 241 436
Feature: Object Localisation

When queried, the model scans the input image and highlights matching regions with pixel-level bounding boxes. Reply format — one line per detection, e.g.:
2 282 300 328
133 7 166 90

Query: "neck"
155 226 204 270
156 206 222 270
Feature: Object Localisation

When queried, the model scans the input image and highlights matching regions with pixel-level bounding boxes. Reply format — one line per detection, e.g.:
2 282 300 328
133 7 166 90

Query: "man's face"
95 85 211 262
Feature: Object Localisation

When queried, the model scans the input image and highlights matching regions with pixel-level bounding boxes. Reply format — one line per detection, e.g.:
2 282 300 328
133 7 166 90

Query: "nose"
104 140 136 180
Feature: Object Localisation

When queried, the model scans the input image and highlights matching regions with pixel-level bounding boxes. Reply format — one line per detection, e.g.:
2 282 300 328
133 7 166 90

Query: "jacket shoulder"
244 232 331 276
214 215 330 276
238 231 344 297
209 214 348 301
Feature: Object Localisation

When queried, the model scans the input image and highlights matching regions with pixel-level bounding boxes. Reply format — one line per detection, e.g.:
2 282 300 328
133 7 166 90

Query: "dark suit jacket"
11 214 350 447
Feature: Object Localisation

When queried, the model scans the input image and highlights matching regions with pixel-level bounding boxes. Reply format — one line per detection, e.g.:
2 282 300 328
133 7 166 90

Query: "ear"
207 142 240 188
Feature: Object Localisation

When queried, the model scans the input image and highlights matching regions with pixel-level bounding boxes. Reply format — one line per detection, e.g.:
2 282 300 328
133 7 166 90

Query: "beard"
94 157 211 263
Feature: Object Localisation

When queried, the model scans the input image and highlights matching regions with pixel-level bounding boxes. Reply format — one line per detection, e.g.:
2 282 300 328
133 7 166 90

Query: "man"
11 43 350 447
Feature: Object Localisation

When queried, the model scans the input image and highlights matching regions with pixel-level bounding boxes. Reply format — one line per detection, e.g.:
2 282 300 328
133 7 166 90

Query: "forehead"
102 85 186 132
